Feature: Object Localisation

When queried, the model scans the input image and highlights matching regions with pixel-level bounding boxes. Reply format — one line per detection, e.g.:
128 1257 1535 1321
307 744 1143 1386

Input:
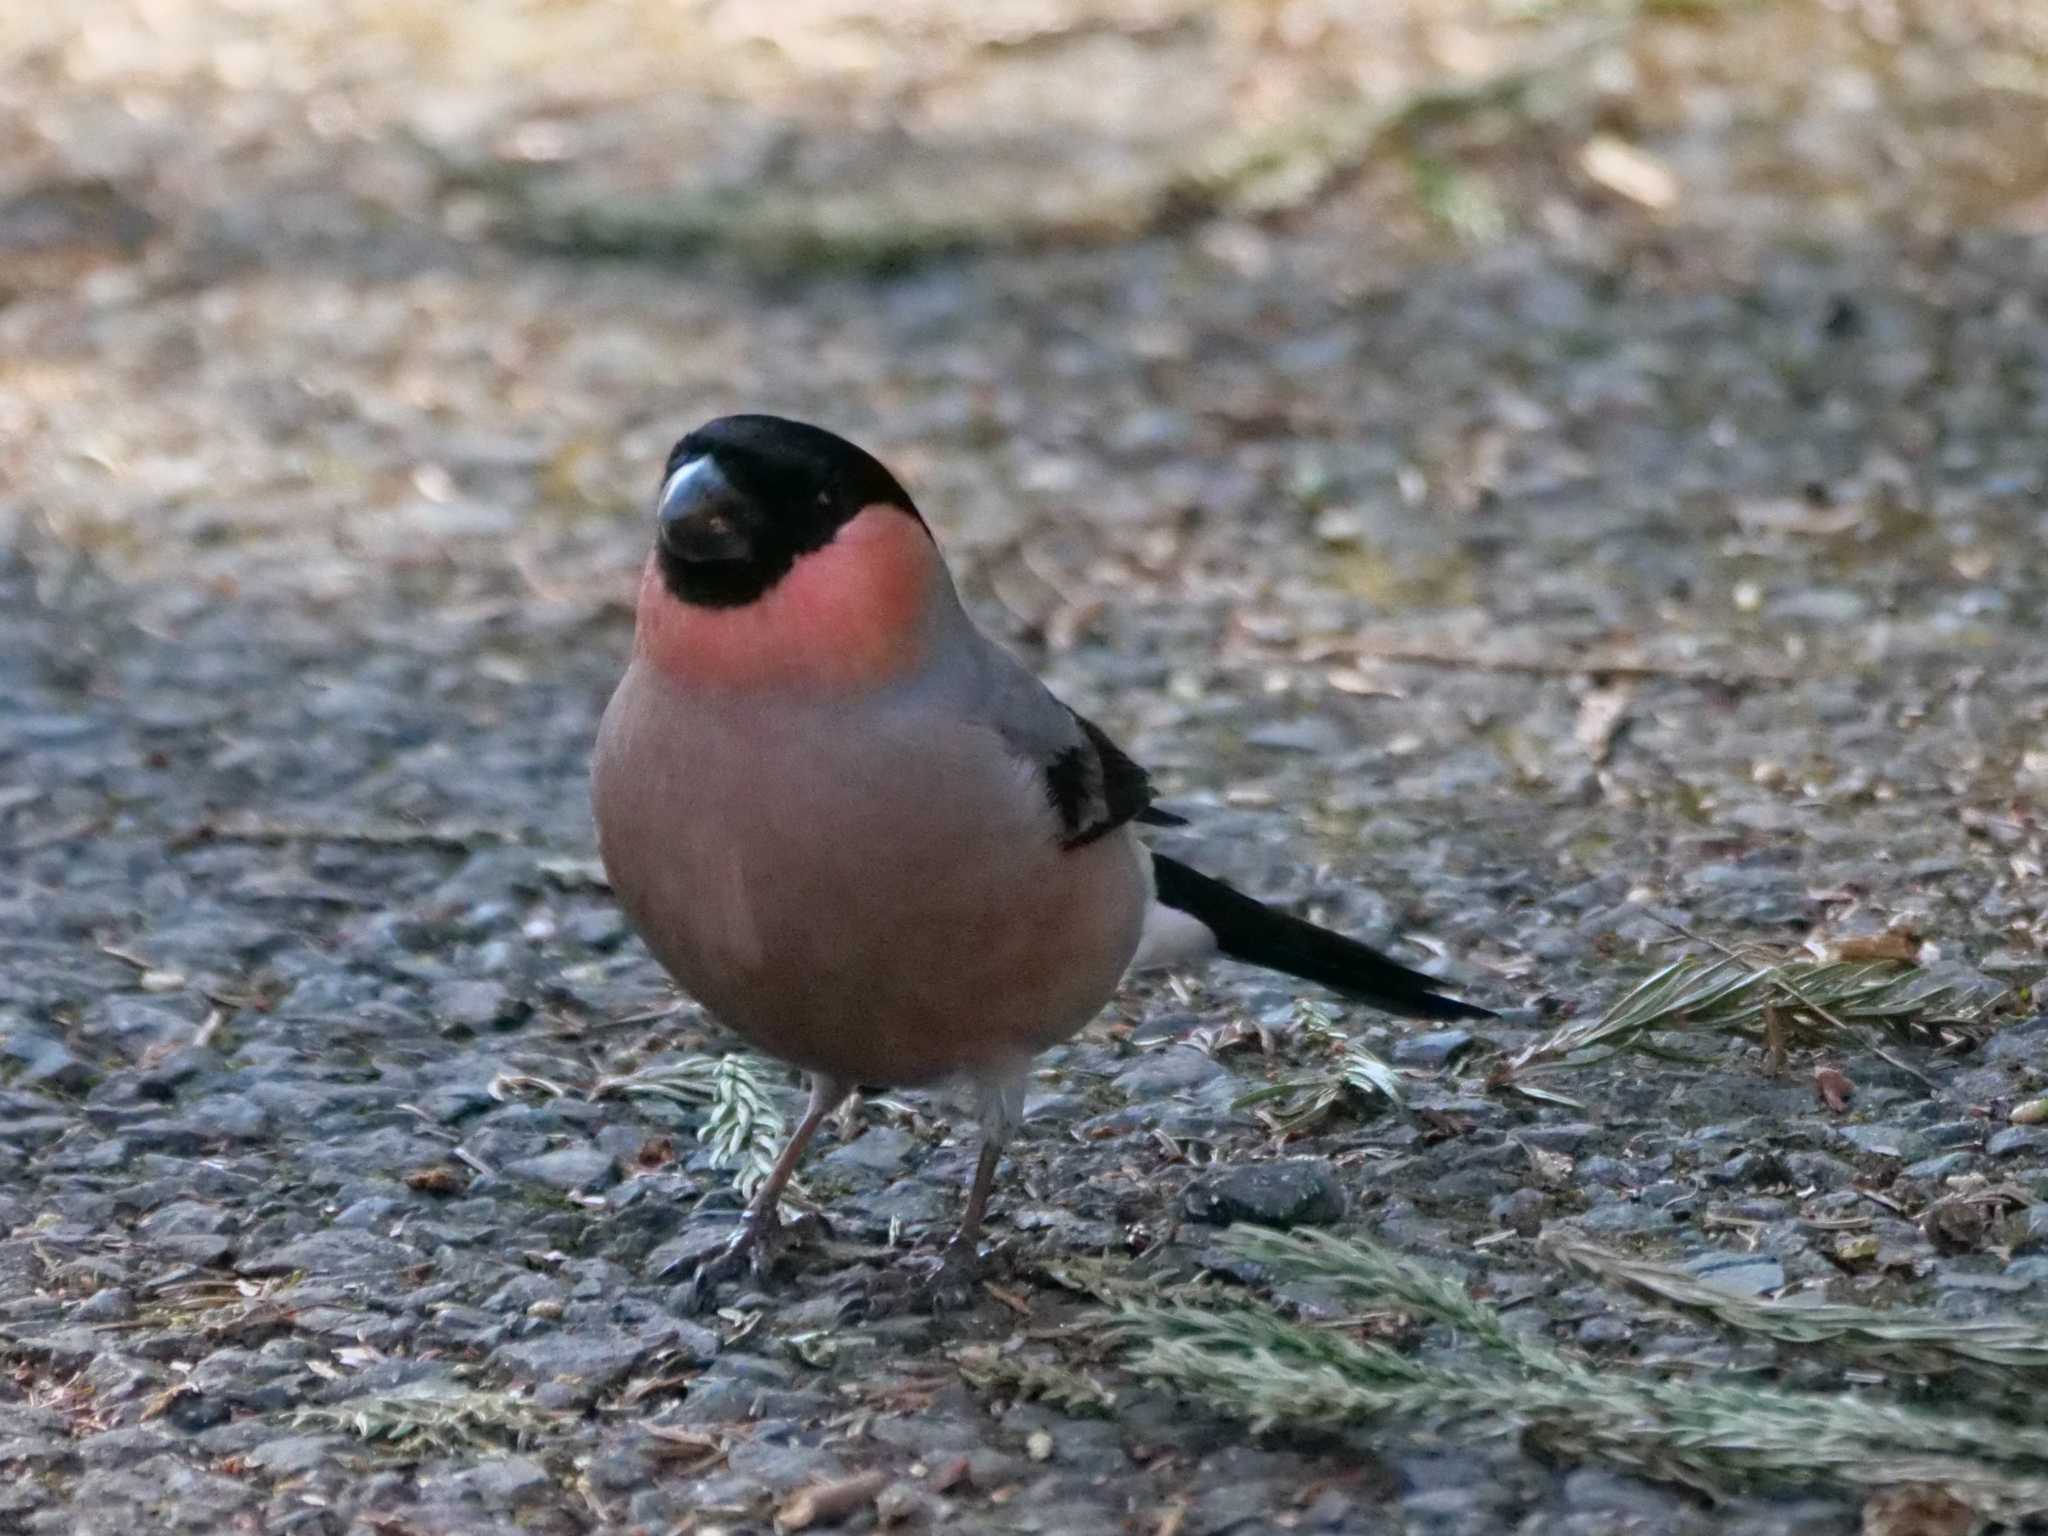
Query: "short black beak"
656 456 752 563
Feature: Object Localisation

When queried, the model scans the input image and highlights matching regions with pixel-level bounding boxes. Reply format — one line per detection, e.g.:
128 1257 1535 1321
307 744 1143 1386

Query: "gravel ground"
6 4 2048 1534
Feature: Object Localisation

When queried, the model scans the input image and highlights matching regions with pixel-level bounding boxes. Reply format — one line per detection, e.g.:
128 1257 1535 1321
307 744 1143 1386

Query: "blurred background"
6 0 2048 919
8 0 2046 603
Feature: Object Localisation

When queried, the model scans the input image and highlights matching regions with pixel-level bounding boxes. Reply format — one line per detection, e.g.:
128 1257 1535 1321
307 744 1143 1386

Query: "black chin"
655 544 796 609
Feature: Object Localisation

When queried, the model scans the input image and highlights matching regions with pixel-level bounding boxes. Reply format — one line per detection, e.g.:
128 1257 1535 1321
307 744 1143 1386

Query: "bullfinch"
592 414 1491 1301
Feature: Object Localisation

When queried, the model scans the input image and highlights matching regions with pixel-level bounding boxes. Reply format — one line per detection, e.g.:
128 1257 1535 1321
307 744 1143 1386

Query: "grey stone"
1982 1018 2048 1067
1518 1121 1598 1152
1488 1187 1546 1235
121 1119 212 1155
74 1288 135 1323
1783 1150 1858 1189
2005 1257 2048 1288
152 1232 234 1266
444 1454 555 1506
1577 1315 1632 1346
240 1229 420 1278
431 979 529 1034
503 1145 617 1192
1576 1155 1633 1187
414 1081 499 1124
1902 1151 1975 1180
333 1196 403 1229
189 1094 269 1139
2 1032 95 1092
647 1225 735 1281
244 1434 354 1476
1574 1201 1673 1235
725 1439 846 1492
1246 718 1346 753
1924 1119 1989 1148
857 1180 953 1230
1936 1265 2030 1294
491 1329 653 1405
139 1200 238 1237
0 1326 87 1377
1988 1125 2048 1157
1184 1159 1346 1228
1682 1250 1785 1296
1111 1045 1226 1098
76 1423 183 1466
1391 1029 1474 1068
1561 1466 1691 1521
1835 1124 1931 1162
820 1125 920 1175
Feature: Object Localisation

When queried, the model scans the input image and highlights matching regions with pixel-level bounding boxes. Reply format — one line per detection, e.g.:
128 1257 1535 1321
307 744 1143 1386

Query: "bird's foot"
679 1207 820 1313
857 1235 1017 1317
911 1237 996 1313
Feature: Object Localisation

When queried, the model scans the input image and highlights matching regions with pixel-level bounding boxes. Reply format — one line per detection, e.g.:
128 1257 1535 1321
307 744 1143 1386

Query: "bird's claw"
852 1238 991 1317
892 1236 995 1318
678 1208 795 1313
912 1239 990 1313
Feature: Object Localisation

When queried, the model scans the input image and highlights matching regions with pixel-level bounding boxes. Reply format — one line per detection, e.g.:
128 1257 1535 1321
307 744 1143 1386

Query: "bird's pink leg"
949 1139 1003 1257
690 1074 847 1300
909 1138 1004 1310
914 1074 1024 1308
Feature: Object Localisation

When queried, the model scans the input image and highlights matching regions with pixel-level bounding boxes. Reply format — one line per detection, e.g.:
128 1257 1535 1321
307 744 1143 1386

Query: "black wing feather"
1044 710 1183 849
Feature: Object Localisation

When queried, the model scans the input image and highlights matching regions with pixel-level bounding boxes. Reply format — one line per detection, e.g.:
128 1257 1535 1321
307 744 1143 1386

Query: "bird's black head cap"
652 414 923 608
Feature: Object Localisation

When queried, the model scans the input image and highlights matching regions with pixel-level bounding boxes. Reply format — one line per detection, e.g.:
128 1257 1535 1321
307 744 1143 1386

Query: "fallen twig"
1507 949 1996 1077
1324 644 1799 689
169 814 524 854
1551 1240 2048 1392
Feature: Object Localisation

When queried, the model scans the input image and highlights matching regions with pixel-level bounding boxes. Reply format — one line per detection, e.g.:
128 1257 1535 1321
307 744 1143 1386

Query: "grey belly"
594 673 1149 1086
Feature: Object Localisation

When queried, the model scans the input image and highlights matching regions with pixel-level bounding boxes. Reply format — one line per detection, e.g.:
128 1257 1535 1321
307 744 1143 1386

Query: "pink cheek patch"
634 505 939 691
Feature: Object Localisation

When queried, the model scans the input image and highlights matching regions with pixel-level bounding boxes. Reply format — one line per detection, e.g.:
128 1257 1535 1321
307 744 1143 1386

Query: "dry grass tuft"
1122 1227 2048 1521
1552 1240 2048 1393
289 1380 558 1458
1510 952 2001 1076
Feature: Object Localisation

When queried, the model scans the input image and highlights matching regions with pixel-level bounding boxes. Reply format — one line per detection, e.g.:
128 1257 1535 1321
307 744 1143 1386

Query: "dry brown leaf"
1578 134 1679 211
1920 1199 1989 1254
1814 1066 1855 1113
983 1282 1033 1318
1861 1483 1979 1536
1573 683 1633 766
403 1164 468 1195
776 1470 886 1533
1734 498 1868 537
1516 1137 1575 1187
1831 931 1921 963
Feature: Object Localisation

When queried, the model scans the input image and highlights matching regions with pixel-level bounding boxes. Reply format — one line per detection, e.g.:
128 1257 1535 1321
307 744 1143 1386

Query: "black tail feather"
1151 852 1493 1022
